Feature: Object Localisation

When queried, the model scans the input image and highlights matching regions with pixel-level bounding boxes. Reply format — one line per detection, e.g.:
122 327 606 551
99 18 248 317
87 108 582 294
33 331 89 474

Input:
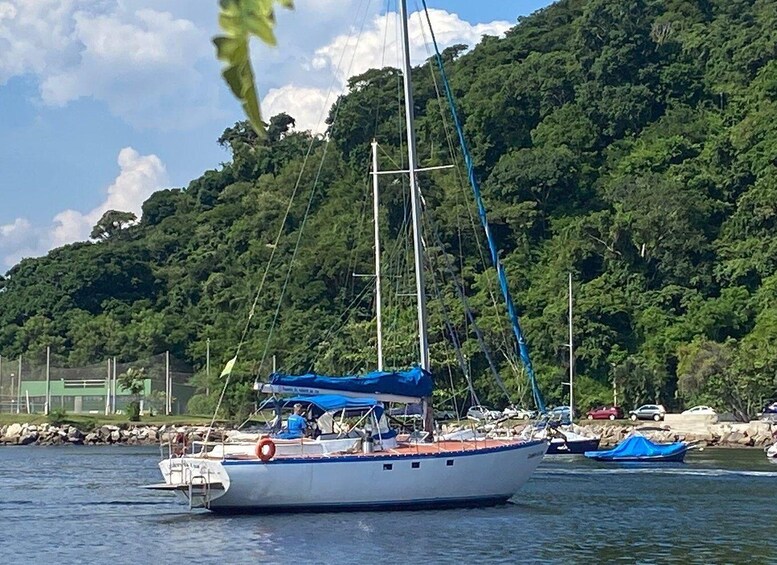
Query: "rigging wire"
206 0 375 436
419 0 546 413
257 0 375 375
413 2 522 384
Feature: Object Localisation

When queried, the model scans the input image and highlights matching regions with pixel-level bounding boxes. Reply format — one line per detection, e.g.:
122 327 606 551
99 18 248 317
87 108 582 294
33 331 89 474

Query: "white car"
682 405 717 416
466 405 502 422
502 405 536 420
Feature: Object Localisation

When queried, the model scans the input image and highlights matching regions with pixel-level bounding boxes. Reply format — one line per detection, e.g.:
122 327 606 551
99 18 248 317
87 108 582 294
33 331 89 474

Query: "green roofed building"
0 353 196 415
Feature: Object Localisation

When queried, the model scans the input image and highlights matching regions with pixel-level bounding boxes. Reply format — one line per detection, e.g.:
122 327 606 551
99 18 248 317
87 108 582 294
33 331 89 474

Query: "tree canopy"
2 0 777 420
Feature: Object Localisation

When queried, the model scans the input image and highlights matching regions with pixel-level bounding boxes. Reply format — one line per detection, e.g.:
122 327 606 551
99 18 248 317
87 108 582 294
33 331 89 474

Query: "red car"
586 406 624 420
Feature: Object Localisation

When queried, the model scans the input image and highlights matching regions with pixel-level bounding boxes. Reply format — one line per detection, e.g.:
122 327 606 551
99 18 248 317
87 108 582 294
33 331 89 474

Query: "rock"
110 430 121 443
4 423 23 440
737 435 754 446
18 432 38 445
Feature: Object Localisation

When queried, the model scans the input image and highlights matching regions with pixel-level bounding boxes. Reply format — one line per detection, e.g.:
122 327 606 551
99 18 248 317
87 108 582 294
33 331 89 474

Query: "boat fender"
256 438 276 462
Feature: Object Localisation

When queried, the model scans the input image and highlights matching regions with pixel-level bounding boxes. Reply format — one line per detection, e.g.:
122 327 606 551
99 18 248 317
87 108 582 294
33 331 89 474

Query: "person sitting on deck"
276 403 307 439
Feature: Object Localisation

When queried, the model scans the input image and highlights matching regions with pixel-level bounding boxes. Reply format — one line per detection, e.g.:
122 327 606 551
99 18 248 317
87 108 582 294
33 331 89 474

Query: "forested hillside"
2 0 776 419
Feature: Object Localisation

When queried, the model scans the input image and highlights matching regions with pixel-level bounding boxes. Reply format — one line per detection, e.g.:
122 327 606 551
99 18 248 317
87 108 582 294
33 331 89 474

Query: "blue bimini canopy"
266 367 433 401
585 434 689 462
279 395 381 418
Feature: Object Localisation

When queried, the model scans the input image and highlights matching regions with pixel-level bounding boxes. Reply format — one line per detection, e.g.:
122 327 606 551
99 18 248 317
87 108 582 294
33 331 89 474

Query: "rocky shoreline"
572 420 777 448
1 420 775 449
0 422 229 447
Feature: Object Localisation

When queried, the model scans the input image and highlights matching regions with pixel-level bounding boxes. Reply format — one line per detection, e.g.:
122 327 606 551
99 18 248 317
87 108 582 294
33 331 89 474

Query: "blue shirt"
287 414 307 434
275 414 307 439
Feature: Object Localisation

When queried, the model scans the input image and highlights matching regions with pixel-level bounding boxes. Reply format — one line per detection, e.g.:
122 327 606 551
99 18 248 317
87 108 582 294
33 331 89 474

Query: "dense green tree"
2 0 777 420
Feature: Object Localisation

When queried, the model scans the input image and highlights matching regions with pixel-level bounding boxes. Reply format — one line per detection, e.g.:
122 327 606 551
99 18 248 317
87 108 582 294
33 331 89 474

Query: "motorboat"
522 421 600 455
585 433 691 463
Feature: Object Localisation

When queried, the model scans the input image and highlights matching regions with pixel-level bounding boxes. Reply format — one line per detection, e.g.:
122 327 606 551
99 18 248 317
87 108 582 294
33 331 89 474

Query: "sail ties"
420 1 546 413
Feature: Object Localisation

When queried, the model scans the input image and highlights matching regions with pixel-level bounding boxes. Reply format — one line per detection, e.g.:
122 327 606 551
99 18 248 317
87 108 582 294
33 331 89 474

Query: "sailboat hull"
159 439 547 512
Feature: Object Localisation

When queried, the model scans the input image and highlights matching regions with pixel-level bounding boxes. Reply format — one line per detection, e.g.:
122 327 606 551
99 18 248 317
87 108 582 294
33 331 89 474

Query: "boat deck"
215 438 539 461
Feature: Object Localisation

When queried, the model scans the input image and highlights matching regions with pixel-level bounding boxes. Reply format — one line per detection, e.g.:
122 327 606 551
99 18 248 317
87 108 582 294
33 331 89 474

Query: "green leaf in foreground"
213 0 293 136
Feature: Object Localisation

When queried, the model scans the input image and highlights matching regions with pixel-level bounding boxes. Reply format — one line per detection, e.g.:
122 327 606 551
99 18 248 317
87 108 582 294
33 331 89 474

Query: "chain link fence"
0 352 196 415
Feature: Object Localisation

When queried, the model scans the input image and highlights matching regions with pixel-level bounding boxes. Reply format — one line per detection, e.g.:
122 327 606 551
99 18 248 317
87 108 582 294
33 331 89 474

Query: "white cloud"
0 148 167 268
262 85 332 134
0 1 216 129
258 8 511 132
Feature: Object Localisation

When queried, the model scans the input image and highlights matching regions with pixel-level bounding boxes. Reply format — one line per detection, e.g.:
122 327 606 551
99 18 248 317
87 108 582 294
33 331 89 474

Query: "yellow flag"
220 356 237 378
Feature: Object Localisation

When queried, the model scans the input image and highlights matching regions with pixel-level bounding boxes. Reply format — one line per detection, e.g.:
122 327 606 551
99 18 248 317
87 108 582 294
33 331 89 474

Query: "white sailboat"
145 1 548 512
526 274 600 455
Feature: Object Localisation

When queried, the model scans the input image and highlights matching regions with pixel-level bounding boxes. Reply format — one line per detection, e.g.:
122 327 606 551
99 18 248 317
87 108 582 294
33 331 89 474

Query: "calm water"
0 446 774 564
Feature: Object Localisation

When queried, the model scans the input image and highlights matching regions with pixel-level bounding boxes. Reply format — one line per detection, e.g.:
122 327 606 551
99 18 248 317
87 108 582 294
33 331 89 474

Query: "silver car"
629 404 666 421
466 405 502 421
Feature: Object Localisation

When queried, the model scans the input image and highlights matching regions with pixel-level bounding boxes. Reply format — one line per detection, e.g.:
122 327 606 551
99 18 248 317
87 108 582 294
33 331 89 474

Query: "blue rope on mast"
420 1 546 413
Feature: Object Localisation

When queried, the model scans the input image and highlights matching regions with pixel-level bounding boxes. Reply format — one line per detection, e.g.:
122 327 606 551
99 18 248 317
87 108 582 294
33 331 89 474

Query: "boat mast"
371 140 384 371
568 272 574 420
398 0 433 433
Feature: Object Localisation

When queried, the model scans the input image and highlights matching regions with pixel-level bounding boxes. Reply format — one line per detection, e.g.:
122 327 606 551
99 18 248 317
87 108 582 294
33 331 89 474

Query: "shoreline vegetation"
1 418 774 450
2 1 777 425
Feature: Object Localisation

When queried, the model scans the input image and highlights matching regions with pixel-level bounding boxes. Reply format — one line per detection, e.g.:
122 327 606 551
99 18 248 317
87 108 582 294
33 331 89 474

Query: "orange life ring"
256 438 276 461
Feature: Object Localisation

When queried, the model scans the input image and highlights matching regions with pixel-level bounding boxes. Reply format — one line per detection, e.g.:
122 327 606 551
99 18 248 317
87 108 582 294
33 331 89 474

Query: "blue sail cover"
585 434 689 462
269 367 433 399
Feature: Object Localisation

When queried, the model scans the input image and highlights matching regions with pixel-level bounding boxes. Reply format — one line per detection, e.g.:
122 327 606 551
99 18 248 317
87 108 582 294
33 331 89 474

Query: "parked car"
434 408 457 421
629 404 666 421
761 401 777 414
502 405 536 420
466 405 502 422
388 404 422 420
758 401 777 422
586 406 624 420
681 405 717 416
547 405 572 424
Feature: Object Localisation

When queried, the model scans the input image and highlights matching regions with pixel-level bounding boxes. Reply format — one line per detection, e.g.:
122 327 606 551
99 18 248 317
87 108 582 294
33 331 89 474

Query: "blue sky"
0 0 554 271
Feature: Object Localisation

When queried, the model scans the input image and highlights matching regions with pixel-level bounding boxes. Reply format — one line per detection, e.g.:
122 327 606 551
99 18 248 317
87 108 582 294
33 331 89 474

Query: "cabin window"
446 459 454 466
383 463 393 471
411 462 420 469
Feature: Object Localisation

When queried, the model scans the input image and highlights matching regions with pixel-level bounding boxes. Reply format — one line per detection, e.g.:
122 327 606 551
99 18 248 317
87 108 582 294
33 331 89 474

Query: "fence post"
16 355 21 414
112 356 117 414
45 346 51 415
166 351 171 415
105 359 111 415
206 339 210 397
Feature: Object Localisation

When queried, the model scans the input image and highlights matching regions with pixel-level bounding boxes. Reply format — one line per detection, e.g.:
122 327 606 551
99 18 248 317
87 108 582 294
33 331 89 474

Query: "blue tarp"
585 434 689 462
269 367 433 399
279 395 380 414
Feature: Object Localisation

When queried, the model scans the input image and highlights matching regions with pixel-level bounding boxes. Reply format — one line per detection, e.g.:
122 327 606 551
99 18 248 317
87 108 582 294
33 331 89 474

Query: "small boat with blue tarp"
584 433 691 463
